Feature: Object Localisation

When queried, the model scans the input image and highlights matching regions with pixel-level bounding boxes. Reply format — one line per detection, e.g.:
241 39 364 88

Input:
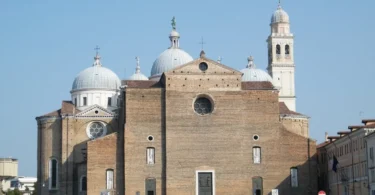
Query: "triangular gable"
165 56 243 76
75 104 116 118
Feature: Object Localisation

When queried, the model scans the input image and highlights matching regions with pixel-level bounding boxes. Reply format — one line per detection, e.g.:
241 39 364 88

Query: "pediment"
165 56 243 76
75 105 116 118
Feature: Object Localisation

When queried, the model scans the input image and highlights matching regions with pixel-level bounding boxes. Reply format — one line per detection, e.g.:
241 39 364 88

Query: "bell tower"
267 4 296 111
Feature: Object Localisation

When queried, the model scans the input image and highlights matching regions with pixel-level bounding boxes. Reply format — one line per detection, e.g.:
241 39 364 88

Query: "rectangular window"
290 167 298 187
83 97 87 106
49 158 58 189
107 97 112 106
371 147 374 160
106 169 114 189
253 147 261 164
74 98 77 107
372 170 375 182
147 147 155 165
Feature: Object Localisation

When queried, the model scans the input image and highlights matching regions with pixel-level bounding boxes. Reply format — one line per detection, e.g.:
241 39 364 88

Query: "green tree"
6 189 22 195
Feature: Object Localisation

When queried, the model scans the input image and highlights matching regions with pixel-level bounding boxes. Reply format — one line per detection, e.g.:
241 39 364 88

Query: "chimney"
325 132 328 141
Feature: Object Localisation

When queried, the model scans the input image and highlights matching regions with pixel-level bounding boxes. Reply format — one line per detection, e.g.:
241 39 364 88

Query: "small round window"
86 122 107 139
199 62 208 71
194 97 213 115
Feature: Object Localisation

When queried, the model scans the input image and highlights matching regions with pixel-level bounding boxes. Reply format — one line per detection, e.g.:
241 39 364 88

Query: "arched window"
80 176 87 192
49 158 58 190
253 146 261 164
276 44 281 55
106 169 114 190
285 44 290 55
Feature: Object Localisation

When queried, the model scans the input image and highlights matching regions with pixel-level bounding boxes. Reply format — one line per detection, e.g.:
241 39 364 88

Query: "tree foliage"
6 189 22 195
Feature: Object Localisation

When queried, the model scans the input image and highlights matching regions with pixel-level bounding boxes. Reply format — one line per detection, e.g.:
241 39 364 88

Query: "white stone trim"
195 169 215 195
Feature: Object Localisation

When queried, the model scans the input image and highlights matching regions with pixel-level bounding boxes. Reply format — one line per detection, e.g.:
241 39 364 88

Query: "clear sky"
0 0 374 177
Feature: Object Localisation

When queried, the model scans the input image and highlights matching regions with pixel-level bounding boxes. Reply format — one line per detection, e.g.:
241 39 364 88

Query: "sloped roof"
122 80 162 88
37 101 80 119
241 81 274 90
279 102 307 117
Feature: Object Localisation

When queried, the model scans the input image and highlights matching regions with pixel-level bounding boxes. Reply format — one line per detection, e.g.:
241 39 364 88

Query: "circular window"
199 62 208 71
194 97 213 115
86 122 107 139
147 135 154 142
253 135 259 141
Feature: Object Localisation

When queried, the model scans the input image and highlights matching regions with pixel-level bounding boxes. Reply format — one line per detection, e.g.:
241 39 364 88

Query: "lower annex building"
35 4 317 195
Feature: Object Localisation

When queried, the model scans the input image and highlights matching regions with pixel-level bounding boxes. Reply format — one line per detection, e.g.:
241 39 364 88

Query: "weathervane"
171 16 176 30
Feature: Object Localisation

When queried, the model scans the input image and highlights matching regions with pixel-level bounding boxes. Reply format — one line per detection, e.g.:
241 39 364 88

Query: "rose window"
87 122 106 139
194 97 213 115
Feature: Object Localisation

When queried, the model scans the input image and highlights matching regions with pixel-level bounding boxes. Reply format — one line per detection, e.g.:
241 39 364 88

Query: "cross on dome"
93 45 102 67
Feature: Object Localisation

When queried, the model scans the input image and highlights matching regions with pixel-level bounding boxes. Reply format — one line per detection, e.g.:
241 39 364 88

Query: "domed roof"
72 55 121 92
151 48 193 77
241 56 274 83
271 5 289 24
128 57 149 81
150 17 194 78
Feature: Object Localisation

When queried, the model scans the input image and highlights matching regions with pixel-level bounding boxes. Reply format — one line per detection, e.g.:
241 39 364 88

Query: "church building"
36 4 317 195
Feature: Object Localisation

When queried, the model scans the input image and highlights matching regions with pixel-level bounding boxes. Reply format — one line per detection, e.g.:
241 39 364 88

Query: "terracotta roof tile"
241 81 274 90
122 80 162 88
317 141 330 148
337 131 351 135
279 102 306 116
348 125 364 130
42 109 61 117
362 119 375 125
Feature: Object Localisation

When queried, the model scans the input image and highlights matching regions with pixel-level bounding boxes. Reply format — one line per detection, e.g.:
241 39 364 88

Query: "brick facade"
36 57 317 195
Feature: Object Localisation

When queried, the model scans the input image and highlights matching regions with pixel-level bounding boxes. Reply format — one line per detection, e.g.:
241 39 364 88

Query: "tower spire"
135 56 141 73
93 45 102 67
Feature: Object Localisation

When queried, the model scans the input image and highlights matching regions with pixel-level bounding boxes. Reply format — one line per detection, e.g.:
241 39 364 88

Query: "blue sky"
0 0 374 177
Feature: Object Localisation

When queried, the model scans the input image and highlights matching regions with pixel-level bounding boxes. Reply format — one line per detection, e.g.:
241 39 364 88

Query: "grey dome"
271 5 290 24
241 56 274 83
150 48 193 77
129 57 149 81
72 55 121 91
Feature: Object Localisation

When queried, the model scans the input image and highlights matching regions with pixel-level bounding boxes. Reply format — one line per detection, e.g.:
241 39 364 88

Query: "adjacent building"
318 119 375 195
364 120 375 194
36 4 318 195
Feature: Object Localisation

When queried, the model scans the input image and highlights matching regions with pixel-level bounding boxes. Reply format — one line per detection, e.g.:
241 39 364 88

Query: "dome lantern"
241 56 274 84
128 56 149 81
150 17 193 80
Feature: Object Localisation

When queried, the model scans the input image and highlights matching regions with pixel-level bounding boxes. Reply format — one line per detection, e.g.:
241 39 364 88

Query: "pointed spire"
135 56 141 73
93 45 102 67
247 56 256 69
